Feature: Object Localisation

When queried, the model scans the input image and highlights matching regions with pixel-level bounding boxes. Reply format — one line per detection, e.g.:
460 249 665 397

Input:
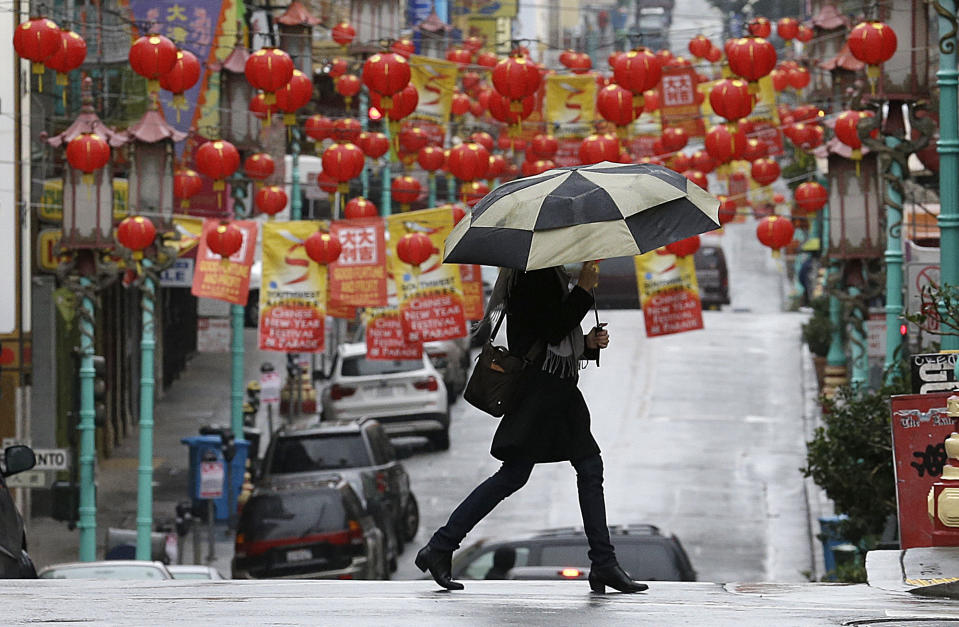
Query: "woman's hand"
586 323 609 350
576 260 600 291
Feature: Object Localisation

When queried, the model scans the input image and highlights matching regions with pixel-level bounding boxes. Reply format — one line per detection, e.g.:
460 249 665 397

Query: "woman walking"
415 261 647 594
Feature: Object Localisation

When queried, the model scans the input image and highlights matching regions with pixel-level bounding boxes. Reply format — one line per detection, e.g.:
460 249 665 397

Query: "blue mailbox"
181 434 249 522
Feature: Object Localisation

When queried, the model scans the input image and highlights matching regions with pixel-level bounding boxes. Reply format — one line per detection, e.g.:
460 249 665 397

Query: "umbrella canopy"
443 161 721 270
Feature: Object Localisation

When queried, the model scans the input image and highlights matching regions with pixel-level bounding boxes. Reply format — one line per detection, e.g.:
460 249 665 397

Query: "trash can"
181 434 249 522
818 515 851 579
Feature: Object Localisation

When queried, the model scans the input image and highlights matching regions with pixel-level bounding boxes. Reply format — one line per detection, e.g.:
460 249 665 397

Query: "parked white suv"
319 343 451 450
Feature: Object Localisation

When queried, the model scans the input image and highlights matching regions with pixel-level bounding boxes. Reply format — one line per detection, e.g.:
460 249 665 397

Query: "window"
461 546 530 580
239 489 346 541
341 355 423 376
269 434 371 474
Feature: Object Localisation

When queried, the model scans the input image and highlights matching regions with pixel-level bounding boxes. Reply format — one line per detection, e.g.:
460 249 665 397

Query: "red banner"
327 298 358 320
642 290 704 337
190 219 258 306
891 392 957 549
329 218 388 307
659 66 705 138
459 264 485 320
259 302 325 352
366 310 423 360
399 289 467 343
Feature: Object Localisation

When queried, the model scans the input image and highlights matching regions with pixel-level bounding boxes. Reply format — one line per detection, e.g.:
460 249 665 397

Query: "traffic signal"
92 355 107 427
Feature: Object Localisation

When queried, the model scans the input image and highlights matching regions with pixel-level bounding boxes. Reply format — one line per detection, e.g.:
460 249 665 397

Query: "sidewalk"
26 328 279 576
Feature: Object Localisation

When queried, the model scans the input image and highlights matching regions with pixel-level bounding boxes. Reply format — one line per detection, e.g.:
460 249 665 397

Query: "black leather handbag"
464 310 542 418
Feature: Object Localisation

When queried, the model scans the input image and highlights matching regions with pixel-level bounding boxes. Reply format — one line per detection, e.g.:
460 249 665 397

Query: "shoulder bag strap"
490 306 544 363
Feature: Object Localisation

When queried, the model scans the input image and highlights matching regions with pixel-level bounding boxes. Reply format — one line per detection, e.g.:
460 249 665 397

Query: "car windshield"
538 541 682 580
239 490 347 542
268 435 370 474
341 355 422 376
40 564 168 579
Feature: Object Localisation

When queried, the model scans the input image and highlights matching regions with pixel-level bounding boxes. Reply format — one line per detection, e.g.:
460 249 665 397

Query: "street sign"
260 370 282 405
159 258 194 288
33 448 70 471
910 352 959 394
6 471 49 489
199 461 224 499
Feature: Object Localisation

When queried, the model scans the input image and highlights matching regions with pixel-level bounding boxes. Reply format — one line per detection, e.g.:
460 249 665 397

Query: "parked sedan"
319 343 451 450
167 565 225 580
38 560 173 580
450 524 696 582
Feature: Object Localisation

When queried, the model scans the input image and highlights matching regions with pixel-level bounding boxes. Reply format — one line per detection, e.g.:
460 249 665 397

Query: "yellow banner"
386 207 463 301
545 74 596 126
258 221 328 352
452 0 518 18
170 217 204 256
635 252 703 337
409 55 458 124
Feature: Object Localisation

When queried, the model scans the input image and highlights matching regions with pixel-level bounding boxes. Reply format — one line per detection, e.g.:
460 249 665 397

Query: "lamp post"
937 1 959 350
124 106 184 559
45 77 127 560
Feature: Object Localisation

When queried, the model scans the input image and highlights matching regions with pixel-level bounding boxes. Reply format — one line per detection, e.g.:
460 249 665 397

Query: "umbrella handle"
591 289 601 367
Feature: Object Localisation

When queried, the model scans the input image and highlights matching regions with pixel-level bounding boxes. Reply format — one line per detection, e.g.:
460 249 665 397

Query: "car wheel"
401 494 420 543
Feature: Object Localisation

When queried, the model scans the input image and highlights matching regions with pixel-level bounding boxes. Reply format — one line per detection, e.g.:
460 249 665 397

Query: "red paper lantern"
344 197 378 219
129 33 177 93
390 38 415 59
447 143 490 181
462 180 490 207
770 68 789 91
451 93 470 117
796 25 814 44
690 149 717 174
569 52 593 74
727 37 777 87
476 51 499 68
334 73 362 100
305 232 342 265
670 152 691 172
773 193 786 204
661 127 689 153
486 154 508 179
787 66 810 90
717 195 737 224
469 131 495 152
331 117 363 143
418 145 446 172
396 232 434 267
709 78 754 123
195 140 240 188
750 158 780 186
359 131 389 159
207 222 244 259
522 159 555 177
612 48 662 107
705 45 723 63
14 17 61 76
249 92 276 120
316 171 338 195
244 153 275 180
65 132 110 175
332 22 356 47
705 124 745 164
688 35 712 59
45 30 87 85
682 169 708 190
597 84 637 127
245 47 294 100
530 134 559 159
451 205 467 225
491 54 542 102
848 21 897 67
275 69 312 121
834 110 876 155
328 57 348 78
799 124 824 150
322 142 366 192
446 48 472 65
392 175 422 208
741 138 766 162
305 114 333 141
795 181 828 213
777 18 799 41
362 53 412 110
117 216 156 255
756 215 795 252
579 134 620 165
559 49 577 68
173 169 203 206
370 84 419 120
399 127 429 155
255 185 288 216
747 17 772 38
461 71 481 92
665 235 700 258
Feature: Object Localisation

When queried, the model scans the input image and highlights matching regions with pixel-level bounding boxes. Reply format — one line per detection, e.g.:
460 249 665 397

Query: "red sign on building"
659 67 706 138
399 289 467 343
890 392 958 549
366 310 422 360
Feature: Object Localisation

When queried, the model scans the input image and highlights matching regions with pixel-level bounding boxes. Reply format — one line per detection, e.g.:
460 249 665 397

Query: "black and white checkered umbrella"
443 161 721 270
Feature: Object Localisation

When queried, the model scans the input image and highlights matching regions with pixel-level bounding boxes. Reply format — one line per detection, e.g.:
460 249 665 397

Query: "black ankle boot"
588 564 648 594
415 545 464 591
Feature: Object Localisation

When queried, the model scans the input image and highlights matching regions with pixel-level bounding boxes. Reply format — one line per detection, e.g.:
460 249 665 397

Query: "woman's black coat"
489 268 601 463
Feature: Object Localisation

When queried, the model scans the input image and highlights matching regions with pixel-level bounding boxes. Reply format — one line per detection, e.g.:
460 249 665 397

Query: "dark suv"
232 474 387 580
259 419 419 569
693 245 730 309
450 524 696 582
0 445 37 578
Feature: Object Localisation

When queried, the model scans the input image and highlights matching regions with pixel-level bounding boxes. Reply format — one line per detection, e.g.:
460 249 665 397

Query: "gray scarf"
484 267 584 378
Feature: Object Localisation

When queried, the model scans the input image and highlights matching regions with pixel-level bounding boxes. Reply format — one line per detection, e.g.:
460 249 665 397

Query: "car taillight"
234 532 246 557
348 519 364 545
375 471 387 493
560 568 582 578
413 376 439 392
331 384 356 400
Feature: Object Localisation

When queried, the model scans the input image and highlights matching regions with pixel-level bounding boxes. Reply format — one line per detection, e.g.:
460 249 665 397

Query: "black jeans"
428 453 617 569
